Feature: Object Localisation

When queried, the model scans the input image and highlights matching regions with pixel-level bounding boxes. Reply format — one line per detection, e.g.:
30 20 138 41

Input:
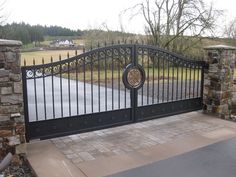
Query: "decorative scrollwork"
137 46 204 69
99 51 106 59
106 49 112 57
26 70 34 78
24 44 204 80
125 48 131 55
120 47 126 55
113 48 119 57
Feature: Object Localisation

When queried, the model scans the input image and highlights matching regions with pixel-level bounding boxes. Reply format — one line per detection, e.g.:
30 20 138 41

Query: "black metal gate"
22 44 206 141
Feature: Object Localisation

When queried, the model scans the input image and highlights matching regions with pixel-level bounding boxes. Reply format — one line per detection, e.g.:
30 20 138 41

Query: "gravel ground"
1 155 35 177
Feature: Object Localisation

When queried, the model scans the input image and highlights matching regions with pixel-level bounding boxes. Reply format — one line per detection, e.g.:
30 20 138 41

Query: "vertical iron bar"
141 47 144 106
167 59 170 102
171 59 174 101
200 65 204 99
42 58 47 119
83 56 86 114
21 68 30 142
131 44 138 122
185 65 188 99
68 61 71 116
105 49 108 111
157 54 160 103
118 48 121 109
33 59 38 121
124 49 127 108
176 61 179 100
91 54 94 113
98 51 101 112
76 57 79 115
152 52 155 104
112 48 114 110
59 55 63 117
193 65 196 98
197 65 200 97
189 65 192 99
181 63 184 100
51 57 55 118
162 55 165 102
147 50 150 105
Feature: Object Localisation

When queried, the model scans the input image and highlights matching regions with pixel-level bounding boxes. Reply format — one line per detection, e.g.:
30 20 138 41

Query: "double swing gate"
22 44 206 141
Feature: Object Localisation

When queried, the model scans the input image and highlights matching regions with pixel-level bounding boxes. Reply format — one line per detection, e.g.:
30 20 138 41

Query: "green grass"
64 67 201 83
21 50 82 66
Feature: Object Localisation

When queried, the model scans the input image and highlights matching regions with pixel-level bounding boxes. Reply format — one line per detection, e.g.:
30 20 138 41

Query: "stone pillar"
203 45 236 119
0 39 24 159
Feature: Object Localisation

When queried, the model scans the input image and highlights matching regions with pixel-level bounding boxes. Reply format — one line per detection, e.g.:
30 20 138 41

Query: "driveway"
26 111 236 177
26 76 199 121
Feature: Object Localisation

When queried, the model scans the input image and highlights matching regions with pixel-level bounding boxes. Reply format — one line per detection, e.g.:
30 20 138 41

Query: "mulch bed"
1 154 35 177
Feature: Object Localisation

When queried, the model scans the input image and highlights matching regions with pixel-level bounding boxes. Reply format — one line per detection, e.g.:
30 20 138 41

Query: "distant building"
50 39 75 47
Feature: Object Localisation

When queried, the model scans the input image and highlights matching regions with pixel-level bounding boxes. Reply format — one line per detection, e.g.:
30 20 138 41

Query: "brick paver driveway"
51 111 225 164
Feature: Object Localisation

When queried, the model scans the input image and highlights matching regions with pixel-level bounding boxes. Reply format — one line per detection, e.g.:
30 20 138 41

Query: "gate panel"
22 45 133 140
136 45 205 121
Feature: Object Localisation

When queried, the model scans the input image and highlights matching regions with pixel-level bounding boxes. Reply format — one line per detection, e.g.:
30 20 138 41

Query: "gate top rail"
136 44 206 66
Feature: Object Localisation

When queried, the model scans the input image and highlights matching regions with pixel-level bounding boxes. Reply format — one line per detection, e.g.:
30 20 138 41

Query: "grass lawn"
21 50 82 66
63 67 201 83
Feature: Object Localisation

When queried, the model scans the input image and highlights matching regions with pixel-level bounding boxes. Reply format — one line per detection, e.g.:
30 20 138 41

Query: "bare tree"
224 18 236 39
0 0 7 23
122 0 222 55
0 0 10 38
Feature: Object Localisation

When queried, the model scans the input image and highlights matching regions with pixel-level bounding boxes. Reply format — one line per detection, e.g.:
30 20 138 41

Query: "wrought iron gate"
22 44 206 141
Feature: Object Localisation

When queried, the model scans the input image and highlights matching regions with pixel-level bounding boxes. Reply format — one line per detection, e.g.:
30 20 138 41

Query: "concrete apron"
25 113 236 177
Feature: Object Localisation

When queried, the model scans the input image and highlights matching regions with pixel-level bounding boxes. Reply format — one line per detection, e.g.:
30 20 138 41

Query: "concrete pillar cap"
204 45 236 50
0 39 22 46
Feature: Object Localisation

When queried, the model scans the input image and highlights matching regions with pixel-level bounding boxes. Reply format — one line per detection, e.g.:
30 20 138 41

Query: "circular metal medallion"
122 64 145 90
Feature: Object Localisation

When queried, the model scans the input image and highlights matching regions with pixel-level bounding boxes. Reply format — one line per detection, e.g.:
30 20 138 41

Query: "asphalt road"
106 137 236 177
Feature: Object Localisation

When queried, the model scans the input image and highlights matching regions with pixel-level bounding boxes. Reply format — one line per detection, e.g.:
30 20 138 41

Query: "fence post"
203 45 236 119
0 39 24 159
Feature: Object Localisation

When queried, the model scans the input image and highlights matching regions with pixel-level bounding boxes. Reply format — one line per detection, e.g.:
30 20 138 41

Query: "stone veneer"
203 45 236 119
0 39 24 159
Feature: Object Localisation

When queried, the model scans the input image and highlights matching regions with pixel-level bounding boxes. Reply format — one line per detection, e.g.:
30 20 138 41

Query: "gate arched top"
136 44 206 68
21 44 206 79
22 44 134 70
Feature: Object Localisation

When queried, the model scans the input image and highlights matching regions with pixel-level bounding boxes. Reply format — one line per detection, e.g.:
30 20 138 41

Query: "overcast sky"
3 0 236 35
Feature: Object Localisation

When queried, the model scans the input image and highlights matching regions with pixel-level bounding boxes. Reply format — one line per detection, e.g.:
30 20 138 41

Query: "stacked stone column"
0 39 24 159
203 45 236 119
